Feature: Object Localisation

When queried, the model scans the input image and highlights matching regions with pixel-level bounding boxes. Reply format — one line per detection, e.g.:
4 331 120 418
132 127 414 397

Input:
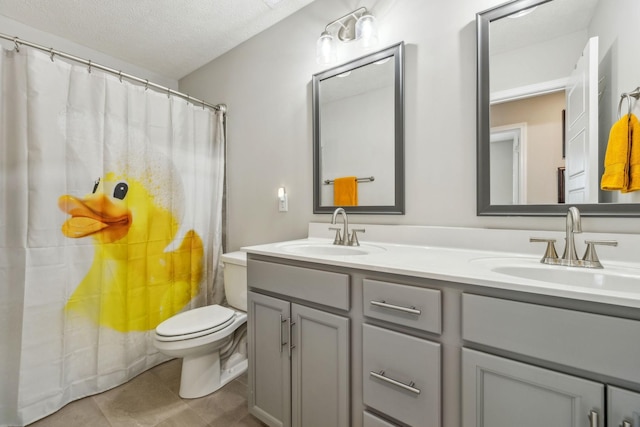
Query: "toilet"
153 251 248 398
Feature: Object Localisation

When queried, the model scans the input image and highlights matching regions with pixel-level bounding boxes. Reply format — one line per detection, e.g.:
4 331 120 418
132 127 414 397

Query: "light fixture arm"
323 7 371 42
323 7 367 33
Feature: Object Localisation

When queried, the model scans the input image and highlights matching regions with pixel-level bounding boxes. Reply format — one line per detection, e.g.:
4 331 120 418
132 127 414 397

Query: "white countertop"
242 223 640 309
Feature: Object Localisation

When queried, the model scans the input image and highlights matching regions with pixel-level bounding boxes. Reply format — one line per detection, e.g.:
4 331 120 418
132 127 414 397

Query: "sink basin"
472 257 640 292
492 265 640 290
278 242 385 256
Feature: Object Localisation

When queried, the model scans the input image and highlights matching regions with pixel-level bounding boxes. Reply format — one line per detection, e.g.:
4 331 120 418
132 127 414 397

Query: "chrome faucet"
562 206 582 264
330 208 349 245
530 206 618 268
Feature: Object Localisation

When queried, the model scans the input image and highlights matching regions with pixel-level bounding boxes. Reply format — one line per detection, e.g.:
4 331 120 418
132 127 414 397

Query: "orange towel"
626 114 640 192
601 114 639 191
333 176 358 206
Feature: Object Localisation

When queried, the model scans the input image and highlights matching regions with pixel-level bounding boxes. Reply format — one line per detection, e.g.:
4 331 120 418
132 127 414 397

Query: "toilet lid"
156 305 235 340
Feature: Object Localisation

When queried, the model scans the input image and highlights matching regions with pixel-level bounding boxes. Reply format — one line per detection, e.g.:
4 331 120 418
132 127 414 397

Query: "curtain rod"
0 33 226 114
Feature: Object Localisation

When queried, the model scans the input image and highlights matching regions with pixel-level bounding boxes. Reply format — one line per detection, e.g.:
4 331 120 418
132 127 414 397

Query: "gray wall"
179 0 640 251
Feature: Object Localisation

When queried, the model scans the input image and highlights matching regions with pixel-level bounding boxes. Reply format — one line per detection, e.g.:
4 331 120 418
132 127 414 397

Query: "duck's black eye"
113 182 128 200
92 178 100 193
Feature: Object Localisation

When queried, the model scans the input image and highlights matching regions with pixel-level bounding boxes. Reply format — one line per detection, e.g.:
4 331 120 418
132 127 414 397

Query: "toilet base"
179 351 248 399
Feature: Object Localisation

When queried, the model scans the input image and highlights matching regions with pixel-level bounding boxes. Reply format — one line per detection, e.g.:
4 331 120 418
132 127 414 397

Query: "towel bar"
324 176 375 185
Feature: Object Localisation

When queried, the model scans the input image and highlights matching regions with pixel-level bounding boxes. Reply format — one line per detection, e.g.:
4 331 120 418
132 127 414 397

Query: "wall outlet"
278 193 288 212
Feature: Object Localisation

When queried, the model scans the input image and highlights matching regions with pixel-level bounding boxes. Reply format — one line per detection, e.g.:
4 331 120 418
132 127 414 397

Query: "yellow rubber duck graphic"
58 164 203 332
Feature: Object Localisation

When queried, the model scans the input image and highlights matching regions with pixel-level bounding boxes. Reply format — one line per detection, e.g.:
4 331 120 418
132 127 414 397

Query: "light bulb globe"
316 31 336 65
355 12 378 48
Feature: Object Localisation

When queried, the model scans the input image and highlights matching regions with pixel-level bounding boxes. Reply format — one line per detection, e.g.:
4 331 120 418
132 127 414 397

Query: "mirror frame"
312 42 405 214
477 0 640 217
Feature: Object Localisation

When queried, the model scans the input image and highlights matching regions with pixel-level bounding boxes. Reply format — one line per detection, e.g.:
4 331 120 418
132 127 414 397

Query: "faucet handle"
329 227 343 245
348 228 365 246
530 237 559 264
582 240 618 268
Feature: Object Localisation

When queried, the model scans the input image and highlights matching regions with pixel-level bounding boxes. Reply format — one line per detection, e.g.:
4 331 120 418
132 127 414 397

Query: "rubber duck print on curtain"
0 45 225 426
58 146 204 332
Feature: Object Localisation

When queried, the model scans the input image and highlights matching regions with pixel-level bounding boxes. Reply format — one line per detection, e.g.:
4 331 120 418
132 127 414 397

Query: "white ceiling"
0 0 316 80
490 0 599 54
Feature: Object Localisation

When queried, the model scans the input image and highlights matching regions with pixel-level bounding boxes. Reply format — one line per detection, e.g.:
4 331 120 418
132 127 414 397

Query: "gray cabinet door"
462 348 604 427
608 386 640 427
248 291 291 427
291 303 350 427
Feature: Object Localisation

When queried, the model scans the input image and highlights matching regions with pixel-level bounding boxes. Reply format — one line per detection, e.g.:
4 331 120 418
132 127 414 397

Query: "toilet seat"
155 305 235 342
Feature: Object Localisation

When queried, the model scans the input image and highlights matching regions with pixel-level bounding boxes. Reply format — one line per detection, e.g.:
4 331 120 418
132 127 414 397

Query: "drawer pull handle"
370 300 421 315
589 410 599 427
288 318 296 359
370 370 421 395
279 315 287 354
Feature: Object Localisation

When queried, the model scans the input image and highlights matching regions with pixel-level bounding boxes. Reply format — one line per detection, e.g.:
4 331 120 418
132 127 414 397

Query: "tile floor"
27 359 265 427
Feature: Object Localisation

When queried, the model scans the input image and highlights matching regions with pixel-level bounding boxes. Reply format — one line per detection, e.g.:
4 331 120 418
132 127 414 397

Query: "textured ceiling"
0 0 316 79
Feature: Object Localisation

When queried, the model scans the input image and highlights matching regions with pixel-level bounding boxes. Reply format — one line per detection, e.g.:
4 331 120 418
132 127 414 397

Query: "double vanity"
243 220 640 427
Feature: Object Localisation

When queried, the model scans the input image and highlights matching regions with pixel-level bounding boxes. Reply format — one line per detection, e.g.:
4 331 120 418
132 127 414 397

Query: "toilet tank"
221 251 247 311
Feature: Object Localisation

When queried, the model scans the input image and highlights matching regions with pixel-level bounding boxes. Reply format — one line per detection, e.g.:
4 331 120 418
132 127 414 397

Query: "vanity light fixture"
316 7 379 65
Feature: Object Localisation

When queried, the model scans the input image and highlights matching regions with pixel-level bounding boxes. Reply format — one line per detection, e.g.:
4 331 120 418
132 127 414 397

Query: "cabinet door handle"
621 421 632 427
589 410 599 427
370 300 421 315
279 315 287 353
369 370 421 395
287 317 296 359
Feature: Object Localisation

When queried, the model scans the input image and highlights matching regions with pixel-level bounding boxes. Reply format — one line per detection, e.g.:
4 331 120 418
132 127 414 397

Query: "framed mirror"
477 0 640 216
312 42 404 214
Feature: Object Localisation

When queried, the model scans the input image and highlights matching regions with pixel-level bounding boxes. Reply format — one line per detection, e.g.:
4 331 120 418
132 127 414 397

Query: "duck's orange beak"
58 194 131 243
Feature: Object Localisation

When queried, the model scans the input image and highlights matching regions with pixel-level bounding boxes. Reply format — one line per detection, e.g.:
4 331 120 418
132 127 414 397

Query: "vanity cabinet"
462 293 640 427
247 260 350 427
247 252 640 427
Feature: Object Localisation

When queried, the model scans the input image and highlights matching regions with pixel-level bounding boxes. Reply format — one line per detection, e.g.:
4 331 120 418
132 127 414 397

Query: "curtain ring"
87 60 92 74
145 79 149 91
118 71 123 83
13 37 20 52
49 48 55 62
202 100 205 110
167 88 171 98
186 94 190 104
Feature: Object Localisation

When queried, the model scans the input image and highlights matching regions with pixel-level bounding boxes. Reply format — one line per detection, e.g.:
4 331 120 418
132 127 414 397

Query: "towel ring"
618 94 633 119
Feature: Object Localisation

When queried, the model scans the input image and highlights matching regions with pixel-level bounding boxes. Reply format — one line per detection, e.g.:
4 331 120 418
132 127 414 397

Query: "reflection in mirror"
477 0 640 216
313 42 404 214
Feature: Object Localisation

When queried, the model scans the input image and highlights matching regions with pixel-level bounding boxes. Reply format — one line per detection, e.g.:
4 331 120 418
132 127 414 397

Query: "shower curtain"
0 46 225 426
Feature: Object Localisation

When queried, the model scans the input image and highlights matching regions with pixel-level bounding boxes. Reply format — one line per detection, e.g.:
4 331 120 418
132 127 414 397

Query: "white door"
565 37 599 203
490 124 527 204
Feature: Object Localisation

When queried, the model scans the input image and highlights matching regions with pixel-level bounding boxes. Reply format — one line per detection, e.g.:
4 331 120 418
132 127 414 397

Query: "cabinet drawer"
462 293 640 383
363 411 399 427
248 259 349 310
363 324 440 427
363 279 441 334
